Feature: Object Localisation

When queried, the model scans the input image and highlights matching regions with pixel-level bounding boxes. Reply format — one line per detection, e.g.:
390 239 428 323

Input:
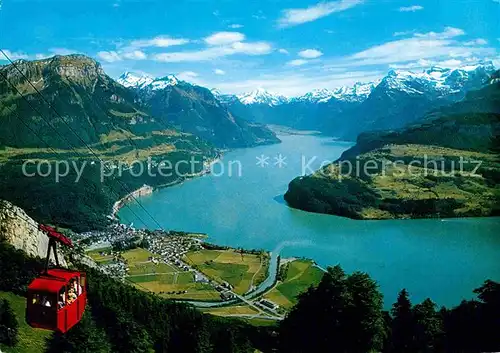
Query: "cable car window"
67 283 77 305
80 275 86 292
31 293 41 305
58 288 66 309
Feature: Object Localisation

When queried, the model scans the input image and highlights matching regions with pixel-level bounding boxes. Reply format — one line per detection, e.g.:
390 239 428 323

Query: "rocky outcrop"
0 199 66 265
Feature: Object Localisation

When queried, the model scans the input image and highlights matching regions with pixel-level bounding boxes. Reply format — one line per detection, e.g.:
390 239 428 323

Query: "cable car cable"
0 100 152 231
0 49 164 230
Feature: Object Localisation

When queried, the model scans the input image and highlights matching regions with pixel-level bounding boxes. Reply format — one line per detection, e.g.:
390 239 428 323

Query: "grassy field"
121 248 154 262
86 247 114 264
183 250 268 295
263 260 324 309
0 291 52 353
117 248 221 301
201 305 260 317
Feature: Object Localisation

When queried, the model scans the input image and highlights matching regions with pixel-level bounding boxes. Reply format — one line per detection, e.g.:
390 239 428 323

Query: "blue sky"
1 0 499 95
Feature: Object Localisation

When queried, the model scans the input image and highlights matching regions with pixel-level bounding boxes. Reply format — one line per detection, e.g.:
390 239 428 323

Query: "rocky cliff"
0 199 66 265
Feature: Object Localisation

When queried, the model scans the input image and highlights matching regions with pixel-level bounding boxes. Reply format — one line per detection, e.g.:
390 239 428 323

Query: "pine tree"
279 265 385 353
390 289 415 353
0 299 19 346
45 309 111 353
413 298 443 352
344 271 385 352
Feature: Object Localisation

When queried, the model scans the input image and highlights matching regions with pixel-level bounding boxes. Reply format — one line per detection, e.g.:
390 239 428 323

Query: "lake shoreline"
111 156 221 220
117 133 500 308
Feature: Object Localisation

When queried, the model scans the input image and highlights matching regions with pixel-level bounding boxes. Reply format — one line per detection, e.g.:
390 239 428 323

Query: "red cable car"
26 224 87 333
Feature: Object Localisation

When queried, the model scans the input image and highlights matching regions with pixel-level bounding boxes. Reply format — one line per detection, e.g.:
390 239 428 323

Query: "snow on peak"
381 61 495 96
296 88 334 103
117 72 178 90
117 72 153 89
149 74 178 90
237 88 288 106
329 81 379 102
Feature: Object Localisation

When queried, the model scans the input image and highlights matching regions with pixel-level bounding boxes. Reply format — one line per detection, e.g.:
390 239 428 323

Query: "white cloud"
464 38 488 46
229 24 244 29
97 51 122 63
1 49 29 60
343 27 494 67
389 58 464 70
122 50 147 60
398 5 424 12
35 53 51 60
177 71 199 80
153 41 272 62
214 69 226 75
214 70 384 96
128 36 189 49
414 26 464 39
278 48 290 54
393 30 415 37
50 48 78 55
252 12 267 20
298 49 323 59
287 59 309 66
204 32 245 45
278 0 364 28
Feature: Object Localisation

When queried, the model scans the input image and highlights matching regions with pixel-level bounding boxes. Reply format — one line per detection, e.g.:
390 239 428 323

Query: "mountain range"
211 62 496 137
284 73 500 220
117 72 279 148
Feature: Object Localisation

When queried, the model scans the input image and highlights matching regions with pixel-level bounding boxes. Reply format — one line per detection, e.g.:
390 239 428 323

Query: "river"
118 132 500 307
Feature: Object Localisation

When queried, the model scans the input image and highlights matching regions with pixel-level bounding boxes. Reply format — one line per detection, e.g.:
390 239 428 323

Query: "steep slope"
0 55 178 149
121 74 280 148
0 199 66 264
284 80 500 220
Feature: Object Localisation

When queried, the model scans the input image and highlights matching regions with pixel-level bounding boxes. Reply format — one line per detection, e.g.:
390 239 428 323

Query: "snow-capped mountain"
149 75 178 90
294 88 335 103
237 88 289 106
117 72 154 89
211 88 239 105
330 82 380 102
117 72 178 90
379 61 495 98
294 83 379 104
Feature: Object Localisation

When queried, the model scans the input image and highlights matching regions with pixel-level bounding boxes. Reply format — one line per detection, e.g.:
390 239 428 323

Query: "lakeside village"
77 220 325 322
80 223 281 307
74 177 324 320
79 224 231 296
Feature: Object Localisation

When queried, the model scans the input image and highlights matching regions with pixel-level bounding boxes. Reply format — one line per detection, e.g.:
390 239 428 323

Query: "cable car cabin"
26 269 86 333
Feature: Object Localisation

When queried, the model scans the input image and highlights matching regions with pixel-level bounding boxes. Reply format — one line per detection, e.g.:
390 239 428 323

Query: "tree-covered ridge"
0 55 174 149
1 240 499 352
0 55 220 231
284 80 500 220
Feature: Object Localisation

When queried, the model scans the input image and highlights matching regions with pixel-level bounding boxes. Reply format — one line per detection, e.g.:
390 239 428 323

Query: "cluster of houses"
80 223 148 250
257 299 280 312
146 232 202 262
83 226 244 302
215 281 235 301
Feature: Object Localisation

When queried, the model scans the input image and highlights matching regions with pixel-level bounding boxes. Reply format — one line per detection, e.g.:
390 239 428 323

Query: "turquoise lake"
118 133 500 307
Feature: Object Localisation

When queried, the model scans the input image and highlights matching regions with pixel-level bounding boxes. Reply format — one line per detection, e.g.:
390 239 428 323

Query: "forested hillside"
0 55 217 231
285 78 500 220
0 239 498 353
